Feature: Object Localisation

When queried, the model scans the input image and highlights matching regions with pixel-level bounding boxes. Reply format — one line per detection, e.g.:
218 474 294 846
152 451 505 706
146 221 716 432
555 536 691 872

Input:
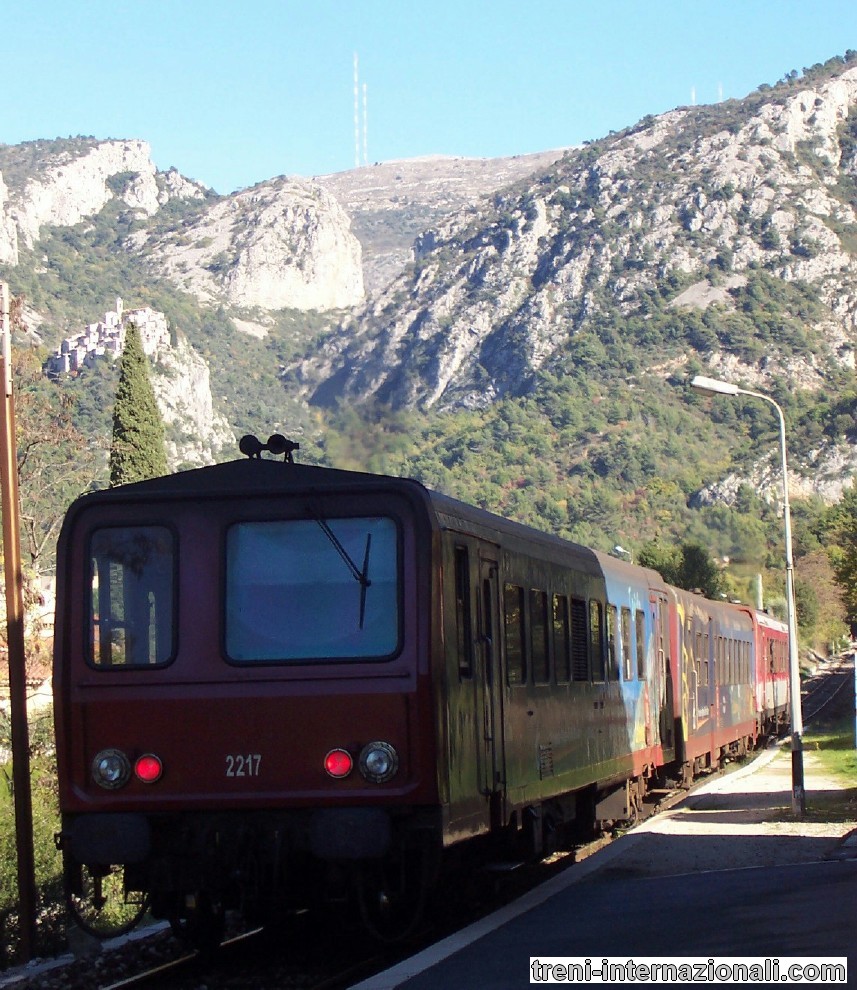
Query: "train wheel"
66 864 148 939
355 843 433 943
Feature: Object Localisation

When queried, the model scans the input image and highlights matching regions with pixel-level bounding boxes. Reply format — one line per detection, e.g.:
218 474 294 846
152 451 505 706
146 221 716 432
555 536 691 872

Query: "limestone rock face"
150 335 235 469
0 139 206 265
690 441 857 511
148 176 364 312
0 171 16 265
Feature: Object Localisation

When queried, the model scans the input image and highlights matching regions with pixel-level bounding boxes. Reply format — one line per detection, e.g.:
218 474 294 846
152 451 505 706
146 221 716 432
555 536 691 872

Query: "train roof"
66 456 609 576
72 457 415 502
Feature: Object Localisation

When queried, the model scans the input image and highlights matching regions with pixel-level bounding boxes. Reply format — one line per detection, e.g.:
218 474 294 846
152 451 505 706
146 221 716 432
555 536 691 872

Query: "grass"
798 686 857 820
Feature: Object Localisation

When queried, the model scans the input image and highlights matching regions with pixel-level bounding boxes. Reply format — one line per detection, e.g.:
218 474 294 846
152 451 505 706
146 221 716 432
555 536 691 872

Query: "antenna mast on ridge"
353 53 360 168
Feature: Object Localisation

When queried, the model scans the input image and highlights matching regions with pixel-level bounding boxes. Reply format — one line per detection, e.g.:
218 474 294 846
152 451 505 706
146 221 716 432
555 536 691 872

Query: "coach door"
477 557 505 828
651 594 675 760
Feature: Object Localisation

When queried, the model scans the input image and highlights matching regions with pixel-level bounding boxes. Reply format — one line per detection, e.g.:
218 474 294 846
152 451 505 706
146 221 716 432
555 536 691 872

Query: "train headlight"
358 741 398 783
91 748 131 790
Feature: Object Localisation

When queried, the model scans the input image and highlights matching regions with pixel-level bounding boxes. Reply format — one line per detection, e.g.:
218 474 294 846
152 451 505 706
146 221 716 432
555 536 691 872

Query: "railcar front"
52 457 442 940
752 609 790 736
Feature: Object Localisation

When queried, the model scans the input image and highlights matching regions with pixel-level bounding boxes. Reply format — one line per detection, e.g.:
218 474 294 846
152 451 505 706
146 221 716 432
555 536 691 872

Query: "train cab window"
89 526 175 668
225 516 399 661
621 607 632 681
570 597 589 681
504 584 526 685
530 589 550 684
589 600 606 682
635 609 645 679
552 595 571 683
454 546 473 679
606 605 618 681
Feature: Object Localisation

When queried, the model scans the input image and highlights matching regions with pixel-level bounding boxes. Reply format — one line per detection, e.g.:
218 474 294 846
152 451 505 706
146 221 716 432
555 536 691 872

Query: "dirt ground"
601 743 857 878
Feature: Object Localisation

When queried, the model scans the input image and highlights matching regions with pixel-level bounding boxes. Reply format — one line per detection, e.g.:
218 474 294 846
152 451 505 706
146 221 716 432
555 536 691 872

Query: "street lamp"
690 374 805 817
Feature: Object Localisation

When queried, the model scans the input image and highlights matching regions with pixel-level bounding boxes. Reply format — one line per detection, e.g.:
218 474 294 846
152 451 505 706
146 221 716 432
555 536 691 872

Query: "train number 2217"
225 753 262 777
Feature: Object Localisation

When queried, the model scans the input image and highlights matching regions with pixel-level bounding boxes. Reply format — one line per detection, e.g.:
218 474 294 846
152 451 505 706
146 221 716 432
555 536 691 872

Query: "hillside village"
43 297 170 377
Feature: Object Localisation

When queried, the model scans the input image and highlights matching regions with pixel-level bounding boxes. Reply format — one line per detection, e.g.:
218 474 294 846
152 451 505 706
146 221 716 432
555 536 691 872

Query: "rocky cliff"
142 176 365 311
150 334 235 469
294 65 857 417
313 150 568 295
0 138 207 265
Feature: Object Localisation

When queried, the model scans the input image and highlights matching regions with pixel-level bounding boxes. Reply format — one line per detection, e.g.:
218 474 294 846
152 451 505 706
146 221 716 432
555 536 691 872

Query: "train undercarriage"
59 726 780 951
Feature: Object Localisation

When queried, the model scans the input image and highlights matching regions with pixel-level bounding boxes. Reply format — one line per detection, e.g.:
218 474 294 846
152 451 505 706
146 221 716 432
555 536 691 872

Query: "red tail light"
134 754 163 783
324 748 353 778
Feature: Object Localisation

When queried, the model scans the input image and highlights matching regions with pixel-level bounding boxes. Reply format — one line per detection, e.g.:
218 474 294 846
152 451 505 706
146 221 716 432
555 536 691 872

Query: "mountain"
2 54 857 629
312 151 568 295
294 62 857 415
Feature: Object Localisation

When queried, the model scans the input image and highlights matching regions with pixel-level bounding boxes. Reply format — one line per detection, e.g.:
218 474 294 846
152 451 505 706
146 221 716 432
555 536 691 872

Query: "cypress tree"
109 324 168 486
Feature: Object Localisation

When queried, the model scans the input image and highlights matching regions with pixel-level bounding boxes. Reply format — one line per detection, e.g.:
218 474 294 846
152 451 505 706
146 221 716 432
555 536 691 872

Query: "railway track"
93 919 405 990
802 652 853 723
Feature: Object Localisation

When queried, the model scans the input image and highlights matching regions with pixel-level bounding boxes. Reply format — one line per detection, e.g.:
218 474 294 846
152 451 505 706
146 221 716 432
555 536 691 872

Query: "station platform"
351 745 857 988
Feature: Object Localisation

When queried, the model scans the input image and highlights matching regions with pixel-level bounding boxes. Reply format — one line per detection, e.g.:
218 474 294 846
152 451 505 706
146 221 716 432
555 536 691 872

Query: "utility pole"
0 282 37 960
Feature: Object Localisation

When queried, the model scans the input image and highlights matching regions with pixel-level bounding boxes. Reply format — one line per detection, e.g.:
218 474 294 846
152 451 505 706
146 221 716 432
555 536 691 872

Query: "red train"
52 438 789 942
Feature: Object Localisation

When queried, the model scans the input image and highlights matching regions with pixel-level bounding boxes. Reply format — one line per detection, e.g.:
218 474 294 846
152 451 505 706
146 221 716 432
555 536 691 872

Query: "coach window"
504 584 526 685
570 597 589 681
454 546 473 679
635 609 645 679
552 595 571 683
530 589 550 684
589 600 606 682
606 605 618 681
89 526 175 668
621 607 632 681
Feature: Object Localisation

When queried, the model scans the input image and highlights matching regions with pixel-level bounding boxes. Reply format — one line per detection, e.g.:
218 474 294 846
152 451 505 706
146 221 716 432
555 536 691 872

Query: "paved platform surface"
352 744 857 989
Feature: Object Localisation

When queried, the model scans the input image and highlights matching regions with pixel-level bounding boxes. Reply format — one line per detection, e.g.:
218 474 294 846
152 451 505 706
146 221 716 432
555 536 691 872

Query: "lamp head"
691 375 741 397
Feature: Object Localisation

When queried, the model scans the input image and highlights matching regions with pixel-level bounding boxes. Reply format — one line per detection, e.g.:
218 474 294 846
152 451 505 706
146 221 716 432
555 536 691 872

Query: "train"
52 435 790 944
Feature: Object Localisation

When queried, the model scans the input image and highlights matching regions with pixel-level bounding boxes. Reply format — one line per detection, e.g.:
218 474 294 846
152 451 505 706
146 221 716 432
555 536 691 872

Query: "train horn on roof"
239 434 300 463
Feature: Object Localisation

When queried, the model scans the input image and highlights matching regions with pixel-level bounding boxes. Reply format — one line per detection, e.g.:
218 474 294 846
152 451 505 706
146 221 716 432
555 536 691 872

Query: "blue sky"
3 1 857 194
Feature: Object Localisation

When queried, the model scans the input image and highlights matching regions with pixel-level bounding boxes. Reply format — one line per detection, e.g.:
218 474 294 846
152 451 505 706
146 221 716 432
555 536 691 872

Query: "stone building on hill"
44 297 170 376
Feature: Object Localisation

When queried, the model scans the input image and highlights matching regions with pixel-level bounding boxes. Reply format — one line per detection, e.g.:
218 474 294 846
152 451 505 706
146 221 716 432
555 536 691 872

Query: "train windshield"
225 515 400 662
89 526 175 667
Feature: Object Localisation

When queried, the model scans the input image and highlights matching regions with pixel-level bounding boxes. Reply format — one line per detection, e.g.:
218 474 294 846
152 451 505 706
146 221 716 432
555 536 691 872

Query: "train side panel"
669 589 758 772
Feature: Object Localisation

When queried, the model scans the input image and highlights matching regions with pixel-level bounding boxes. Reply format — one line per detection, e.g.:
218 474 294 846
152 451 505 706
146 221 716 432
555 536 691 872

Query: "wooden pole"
0 283 37 960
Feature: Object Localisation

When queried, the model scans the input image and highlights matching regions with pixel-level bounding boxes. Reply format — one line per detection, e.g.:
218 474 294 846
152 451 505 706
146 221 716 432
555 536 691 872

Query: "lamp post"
690 374 805 817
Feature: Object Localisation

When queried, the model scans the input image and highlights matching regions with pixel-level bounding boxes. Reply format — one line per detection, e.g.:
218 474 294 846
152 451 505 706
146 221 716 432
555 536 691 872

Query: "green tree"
825 483 857 624
677 542 724 598
638 538 681 583
14 348 102 573
109 324 167 486
639 539 723 599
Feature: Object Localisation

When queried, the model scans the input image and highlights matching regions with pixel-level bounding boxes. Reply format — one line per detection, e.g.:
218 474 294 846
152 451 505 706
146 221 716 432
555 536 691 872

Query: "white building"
44 297 171 377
